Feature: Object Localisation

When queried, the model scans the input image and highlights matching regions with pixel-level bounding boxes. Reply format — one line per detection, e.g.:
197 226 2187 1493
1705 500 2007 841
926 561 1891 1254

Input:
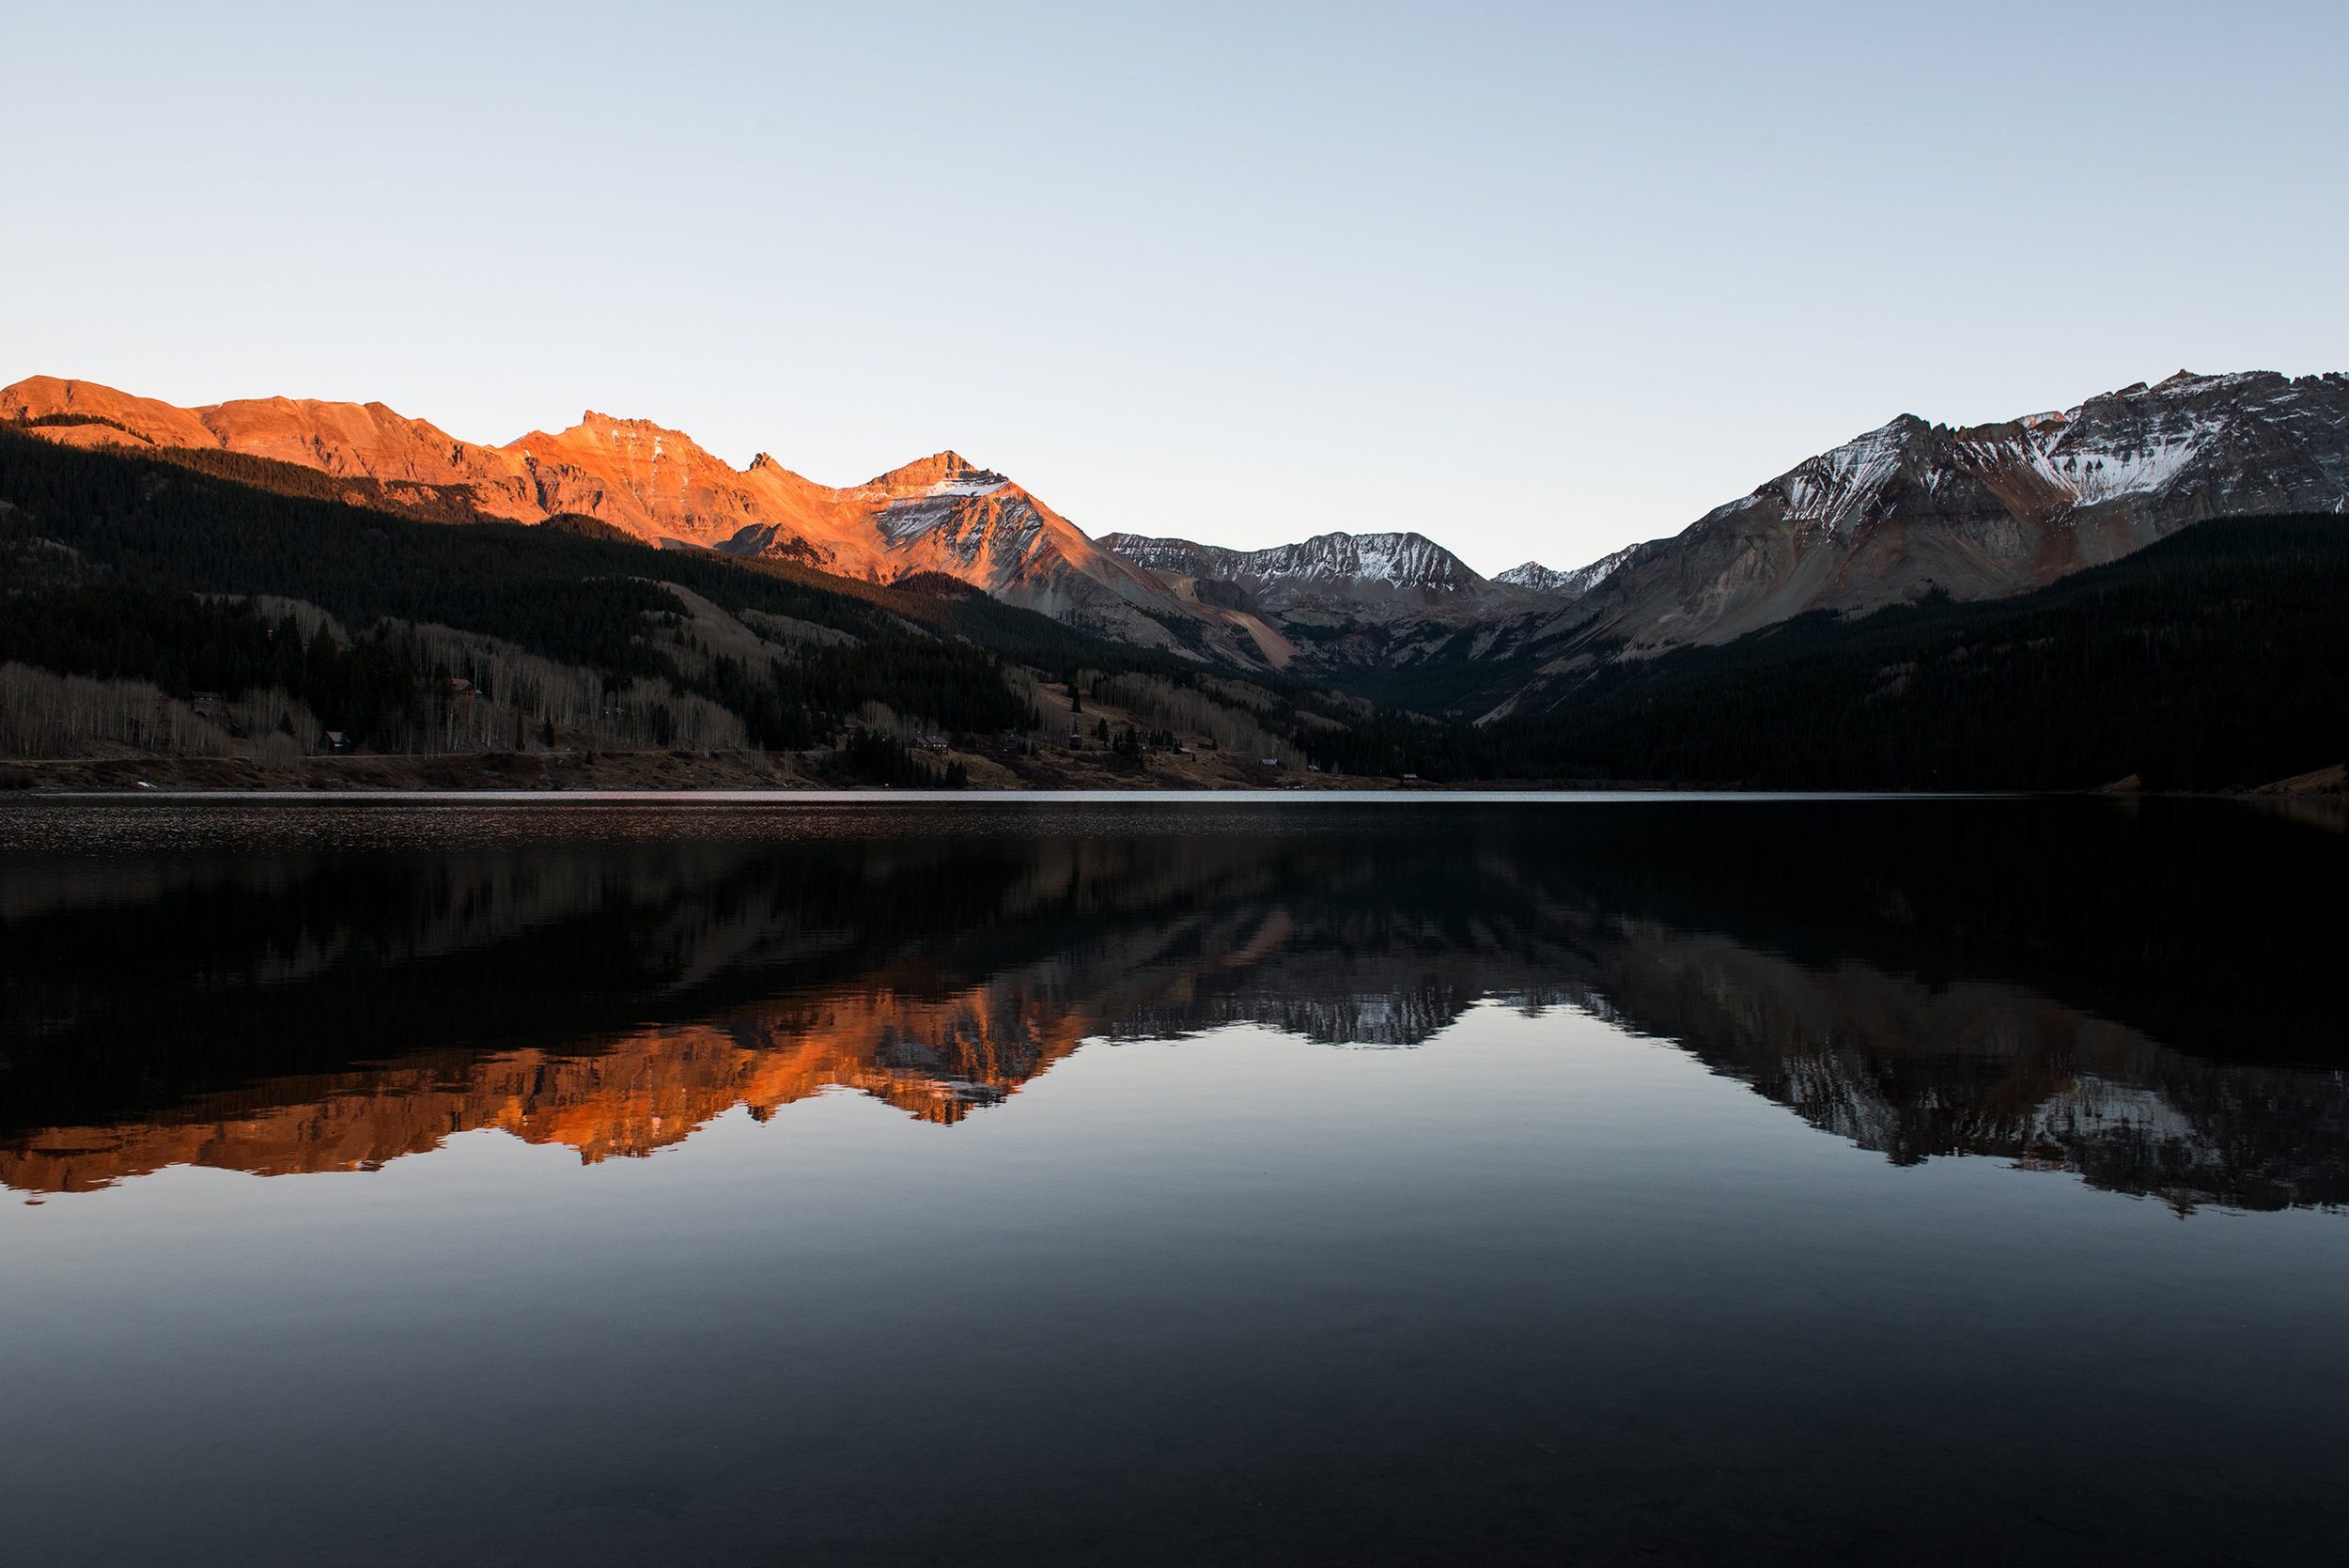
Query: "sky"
5 1 2346 576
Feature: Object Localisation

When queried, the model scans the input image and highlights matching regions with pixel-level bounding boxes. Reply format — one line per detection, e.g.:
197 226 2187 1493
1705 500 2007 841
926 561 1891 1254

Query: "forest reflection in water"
3 794 2341 1212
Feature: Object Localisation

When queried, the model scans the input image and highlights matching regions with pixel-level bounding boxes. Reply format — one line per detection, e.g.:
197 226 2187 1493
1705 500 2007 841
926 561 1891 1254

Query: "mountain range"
8 364 2340 713
1099 368 2349 717
10 367 2346 722
0 376 1286 663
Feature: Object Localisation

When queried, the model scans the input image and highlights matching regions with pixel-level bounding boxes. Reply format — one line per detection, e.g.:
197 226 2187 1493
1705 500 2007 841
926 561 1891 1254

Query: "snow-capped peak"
860 451 1010 500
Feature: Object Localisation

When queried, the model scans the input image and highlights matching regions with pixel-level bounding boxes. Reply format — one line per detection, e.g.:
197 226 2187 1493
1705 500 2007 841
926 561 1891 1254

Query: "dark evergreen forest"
1489 516 2349 790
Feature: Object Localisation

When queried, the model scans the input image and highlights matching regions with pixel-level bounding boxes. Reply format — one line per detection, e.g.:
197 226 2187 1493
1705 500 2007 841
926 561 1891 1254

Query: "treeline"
692 642 1040 753
836 729 971 788
1087 671 1288 759
19 412 153 440
0 584 418 743
0 661 232 760
1297 713 1502 781
787 642 1040 737
0 584 755 756
1487 515 2349 790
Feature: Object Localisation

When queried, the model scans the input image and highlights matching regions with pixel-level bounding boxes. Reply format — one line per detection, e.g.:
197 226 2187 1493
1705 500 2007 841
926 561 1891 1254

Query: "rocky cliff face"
843 452 1244 654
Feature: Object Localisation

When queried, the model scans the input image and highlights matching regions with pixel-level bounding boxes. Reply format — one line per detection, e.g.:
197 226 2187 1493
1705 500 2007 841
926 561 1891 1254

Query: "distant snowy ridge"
1495 547 1637 597
1099 530 1485 594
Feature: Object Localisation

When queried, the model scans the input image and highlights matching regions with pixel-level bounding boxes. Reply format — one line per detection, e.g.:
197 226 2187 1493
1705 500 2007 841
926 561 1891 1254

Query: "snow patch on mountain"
2022 422 2217 505
1777 420 1914 536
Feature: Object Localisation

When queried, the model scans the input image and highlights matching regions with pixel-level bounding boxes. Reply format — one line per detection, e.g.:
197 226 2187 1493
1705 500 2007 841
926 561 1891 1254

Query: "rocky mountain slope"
1532 370 2349 669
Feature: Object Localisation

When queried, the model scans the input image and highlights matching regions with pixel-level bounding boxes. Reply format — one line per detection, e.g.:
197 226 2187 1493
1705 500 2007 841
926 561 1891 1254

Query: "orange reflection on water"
1 981 1102 1195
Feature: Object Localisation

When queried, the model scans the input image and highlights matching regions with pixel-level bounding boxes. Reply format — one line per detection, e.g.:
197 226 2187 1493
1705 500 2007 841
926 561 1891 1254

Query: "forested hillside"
0 427 1387 781
0 428 1159 757
1482 515 2349 790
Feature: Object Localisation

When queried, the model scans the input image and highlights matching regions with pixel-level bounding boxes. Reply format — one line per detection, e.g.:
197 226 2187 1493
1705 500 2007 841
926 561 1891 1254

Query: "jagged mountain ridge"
1097 529 1486 606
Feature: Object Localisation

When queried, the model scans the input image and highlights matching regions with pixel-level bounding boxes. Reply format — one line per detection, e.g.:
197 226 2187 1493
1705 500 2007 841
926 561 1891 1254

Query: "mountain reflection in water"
2 796 2342 1211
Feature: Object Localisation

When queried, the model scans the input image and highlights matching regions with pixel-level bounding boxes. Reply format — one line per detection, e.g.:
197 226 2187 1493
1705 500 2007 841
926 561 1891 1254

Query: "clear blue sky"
6 2 2344 574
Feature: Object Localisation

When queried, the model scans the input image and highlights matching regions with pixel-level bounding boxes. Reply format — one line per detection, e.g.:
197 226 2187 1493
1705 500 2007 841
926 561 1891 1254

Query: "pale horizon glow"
5 2 2346 577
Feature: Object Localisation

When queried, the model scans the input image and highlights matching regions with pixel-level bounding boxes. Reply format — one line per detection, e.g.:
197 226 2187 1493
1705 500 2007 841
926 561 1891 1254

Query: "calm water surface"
1 795 2343 1566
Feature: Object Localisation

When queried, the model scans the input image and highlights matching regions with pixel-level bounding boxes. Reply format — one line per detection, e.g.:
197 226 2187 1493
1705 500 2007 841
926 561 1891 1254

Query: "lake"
2 794 2343 1566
